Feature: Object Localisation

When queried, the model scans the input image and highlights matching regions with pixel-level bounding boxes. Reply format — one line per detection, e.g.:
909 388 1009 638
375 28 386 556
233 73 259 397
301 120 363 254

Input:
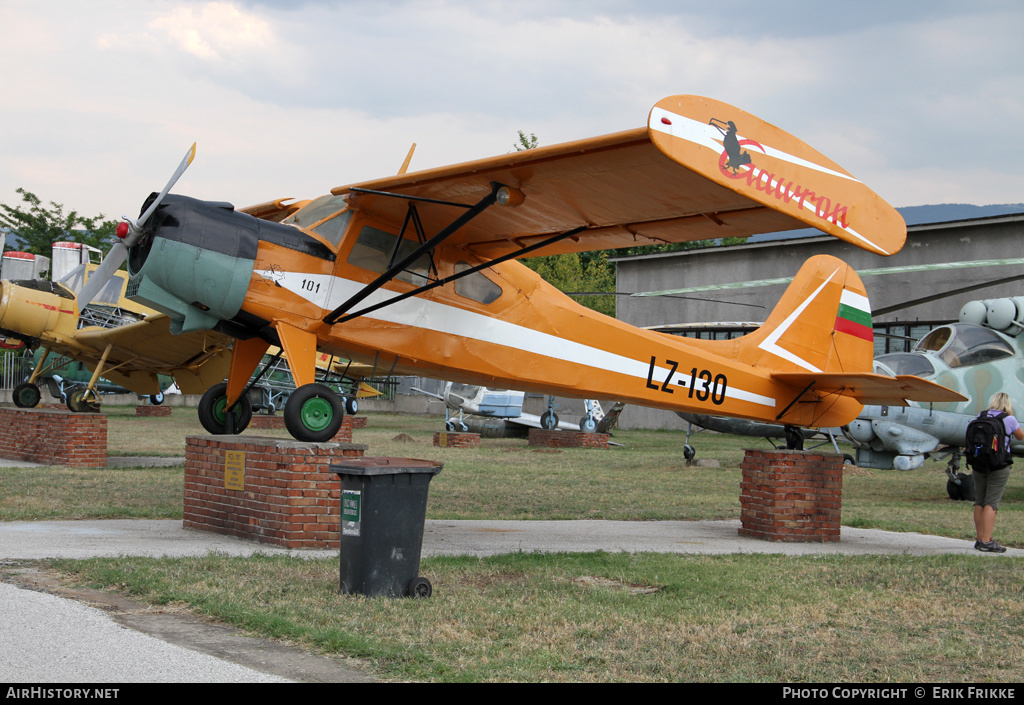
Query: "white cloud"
0 0 1021 222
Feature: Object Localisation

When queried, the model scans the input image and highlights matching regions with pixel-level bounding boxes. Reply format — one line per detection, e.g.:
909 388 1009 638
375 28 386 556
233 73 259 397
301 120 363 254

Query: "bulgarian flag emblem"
835 289 873 341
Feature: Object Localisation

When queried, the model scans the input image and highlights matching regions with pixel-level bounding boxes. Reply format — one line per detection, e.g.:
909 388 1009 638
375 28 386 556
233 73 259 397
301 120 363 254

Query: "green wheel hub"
299 396 334 432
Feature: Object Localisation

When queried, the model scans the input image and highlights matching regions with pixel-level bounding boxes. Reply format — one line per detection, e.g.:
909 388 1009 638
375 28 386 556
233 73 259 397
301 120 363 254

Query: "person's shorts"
974 466 1012 510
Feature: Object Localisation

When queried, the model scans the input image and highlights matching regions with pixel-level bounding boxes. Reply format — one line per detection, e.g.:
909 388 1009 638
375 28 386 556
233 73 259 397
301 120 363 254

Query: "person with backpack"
966 392 1024 553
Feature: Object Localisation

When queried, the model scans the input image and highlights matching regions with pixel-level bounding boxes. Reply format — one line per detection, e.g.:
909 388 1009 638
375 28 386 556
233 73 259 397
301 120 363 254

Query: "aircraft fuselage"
127 194 866 429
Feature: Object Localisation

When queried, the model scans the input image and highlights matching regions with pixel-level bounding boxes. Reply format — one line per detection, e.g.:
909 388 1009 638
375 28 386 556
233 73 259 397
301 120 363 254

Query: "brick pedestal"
739 449 843 542
184 435 367 548
528 429 610 449
136 405 172 417
246 414 357 442
433 431 480 448
0 407 106 467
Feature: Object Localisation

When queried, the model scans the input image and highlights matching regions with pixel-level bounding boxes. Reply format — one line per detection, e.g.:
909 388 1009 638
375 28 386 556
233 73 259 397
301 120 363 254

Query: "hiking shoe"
975 540 1007 553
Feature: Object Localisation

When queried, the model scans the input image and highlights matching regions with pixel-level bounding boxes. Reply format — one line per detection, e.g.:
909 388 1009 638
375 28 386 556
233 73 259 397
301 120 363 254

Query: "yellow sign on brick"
225 450 245 490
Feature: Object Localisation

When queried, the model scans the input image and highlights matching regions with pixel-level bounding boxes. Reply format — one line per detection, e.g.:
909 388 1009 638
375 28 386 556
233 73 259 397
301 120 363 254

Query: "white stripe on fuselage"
257 270 777 408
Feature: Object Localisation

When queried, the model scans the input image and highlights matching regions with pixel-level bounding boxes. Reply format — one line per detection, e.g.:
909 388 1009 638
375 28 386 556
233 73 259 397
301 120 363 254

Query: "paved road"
1 516 1015 683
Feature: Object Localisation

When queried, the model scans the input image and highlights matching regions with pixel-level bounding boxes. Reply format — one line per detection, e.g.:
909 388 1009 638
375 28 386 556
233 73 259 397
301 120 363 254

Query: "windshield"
282 195 347 228
913 323 1014 368
875 353 936 377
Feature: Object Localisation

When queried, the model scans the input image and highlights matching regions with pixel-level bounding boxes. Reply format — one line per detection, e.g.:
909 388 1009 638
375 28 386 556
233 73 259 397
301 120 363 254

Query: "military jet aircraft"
79 95 963 442
413 381 621 434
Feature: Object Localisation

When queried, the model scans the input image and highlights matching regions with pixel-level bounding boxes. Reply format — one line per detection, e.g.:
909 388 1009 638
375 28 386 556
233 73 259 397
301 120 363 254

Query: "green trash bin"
332 457 443 598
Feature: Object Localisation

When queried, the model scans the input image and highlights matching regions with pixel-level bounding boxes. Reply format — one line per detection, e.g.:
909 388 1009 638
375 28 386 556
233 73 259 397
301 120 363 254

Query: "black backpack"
965 411 1013 473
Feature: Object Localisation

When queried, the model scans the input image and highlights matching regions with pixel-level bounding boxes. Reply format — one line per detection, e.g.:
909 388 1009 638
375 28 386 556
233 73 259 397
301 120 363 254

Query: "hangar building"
611 206 1024 430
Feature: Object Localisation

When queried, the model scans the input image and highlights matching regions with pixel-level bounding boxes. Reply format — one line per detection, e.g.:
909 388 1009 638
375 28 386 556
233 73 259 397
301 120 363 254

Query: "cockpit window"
914 323 1014 368
875 353 936 378
282 195 349 231
58 264 85 296
346 225 430 286
60 266 125 304
311 210 353 246
454 262 502 304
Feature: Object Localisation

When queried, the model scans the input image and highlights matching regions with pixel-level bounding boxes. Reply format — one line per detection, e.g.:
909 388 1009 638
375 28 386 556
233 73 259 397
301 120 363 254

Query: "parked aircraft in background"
842 295 1024 498
0 260 231 412
80 95 962 442
413 381 623 434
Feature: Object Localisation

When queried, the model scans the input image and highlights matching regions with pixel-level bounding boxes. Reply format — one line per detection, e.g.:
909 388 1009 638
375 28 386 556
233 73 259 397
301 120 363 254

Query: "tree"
0 188 117 263
514 131 539 152
512 131 617 315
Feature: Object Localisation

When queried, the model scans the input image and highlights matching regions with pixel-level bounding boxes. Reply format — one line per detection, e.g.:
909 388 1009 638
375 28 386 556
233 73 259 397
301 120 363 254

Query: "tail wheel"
284 384 344 442
198 382 253 435
12 382 41 409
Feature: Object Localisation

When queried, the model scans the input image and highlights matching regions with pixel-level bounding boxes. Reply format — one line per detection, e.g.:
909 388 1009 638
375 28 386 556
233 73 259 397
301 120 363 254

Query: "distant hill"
747 203 1024 242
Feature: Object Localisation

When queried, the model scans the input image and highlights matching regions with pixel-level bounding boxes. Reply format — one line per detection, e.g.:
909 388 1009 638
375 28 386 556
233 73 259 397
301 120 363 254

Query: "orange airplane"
79 95 963 441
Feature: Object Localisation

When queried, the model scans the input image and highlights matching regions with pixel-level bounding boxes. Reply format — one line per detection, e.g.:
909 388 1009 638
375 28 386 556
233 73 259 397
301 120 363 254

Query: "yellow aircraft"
1 264 231 412
79 94 964 441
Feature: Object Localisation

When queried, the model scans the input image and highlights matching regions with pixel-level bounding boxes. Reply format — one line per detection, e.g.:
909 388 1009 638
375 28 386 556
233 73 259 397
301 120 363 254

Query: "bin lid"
331 456 443 477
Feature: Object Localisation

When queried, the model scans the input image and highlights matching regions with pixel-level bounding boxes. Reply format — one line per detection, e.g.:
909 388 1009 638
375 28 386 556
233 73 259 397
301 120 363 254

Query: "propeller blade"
76 143 197 308
76 242 127 308
136 143 197 229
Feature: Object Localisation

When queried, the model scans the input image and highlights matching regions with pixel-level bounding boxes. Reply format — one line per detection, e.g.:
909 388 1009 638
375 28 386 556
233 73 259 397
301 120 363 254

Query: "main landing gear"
198 381 346 442
283 383 346 442
198 382 254 435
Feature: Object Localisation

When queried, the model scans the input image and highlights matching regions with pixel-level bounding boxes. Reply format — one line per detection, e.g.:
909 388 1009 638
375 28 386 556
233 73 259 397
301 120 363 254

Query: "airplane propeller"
77 143 197 308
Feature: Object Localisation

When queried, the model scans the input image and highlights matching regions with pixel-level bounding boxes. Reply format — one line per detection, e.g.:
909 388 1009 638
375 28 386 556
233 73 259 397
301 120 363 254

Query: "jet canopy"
912 322 1015 369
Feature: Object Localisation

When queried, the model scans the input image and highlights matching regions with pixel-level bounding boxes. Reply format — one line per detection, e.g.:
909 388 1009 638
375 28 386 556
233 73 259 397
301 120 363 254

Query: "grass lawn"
2 406 1022 682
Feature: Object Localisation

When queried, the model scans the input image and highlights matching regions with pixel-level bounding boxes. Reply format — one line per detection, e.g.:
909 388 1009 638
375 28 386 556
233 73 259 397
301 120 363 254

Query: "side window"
454 262 502 304
346 225 430 286
95 273 126 304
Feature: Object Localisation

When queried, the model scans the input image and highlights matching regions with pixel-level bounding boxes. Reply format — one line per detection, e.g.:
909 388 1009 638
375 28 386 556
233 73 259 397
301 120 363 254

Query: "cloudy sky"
2 0 1021 224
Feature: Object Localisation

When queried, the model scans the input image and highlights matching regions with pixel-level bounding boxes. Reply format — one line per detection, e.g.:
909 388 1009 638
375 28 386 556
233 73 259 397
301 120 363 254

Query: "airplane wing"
70 314 231 395
333 95 905 259
772 372 969 407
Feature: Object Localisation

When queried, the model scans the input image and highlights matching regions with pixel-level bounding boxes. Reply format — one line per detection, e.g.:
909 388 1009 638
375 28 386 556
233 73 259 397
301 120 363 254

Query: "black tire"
66 388 100 413
683 444 696 461
408 577 432 598
579 416 597 433
198 382 252 435
150 392 164 405
947 472 975 502
345 397 358 415
12 382 41 409
540 411 558 430
284 383 344 442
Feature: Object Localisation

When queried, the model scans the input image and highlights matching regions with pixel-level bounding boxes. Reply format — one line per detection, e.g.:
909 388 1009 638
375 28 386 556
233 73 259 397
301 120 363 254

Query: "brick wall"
0 407 107 467
136 405 172 417
433 431 480 448
528 429 610 449
183 435 367 549
247 414 357 442
739 448 843 542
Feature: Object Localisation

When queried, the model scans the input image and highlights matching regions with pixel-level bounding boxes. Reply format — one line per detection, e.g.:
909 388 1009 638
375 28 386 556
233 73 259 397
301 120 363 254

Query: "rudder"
730 254 875 376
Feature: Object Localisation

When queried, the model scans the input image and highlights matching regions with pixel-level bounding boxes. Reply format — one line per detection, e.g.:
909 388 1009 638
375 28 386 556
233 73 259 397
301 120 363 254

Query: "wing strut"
775 380 816 421
323 182 507 325
324 224 587 326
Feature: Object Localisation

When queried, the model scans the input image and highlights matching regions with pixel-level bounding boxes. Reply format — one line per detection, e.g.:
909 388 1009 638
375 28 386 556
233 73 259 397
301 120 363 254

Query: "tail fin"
722 255 964 426
730 254 874 376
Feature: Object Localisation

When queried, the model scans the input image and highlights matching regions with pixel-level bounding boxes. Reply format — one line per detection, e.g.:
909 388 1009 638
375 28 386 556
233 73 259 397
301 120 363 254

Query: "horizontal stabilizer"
771 372 967 406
